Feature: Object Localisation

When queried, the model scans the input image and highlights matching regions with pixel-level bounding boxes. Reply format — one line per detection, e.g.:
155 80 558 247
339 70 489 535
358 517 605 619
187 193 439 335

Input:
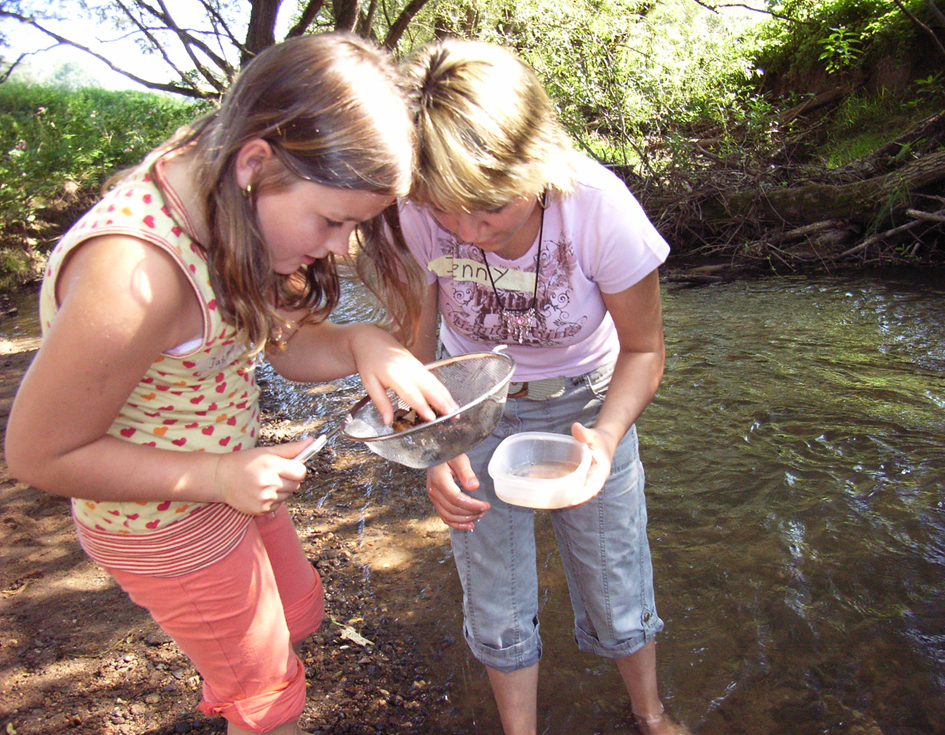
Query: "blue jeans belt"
507 376 567 401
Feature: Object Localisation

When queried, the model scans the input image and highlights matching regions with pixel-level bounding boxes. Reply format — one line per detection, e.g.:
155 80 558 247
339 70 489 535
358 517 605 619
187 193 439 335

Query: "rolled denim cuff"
463 619 543 673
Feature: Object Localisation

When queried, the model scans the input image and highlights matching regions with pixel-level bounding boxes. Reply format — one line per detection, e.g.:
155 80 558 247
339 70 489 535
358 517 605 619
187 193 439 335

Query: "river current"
258 269 945 734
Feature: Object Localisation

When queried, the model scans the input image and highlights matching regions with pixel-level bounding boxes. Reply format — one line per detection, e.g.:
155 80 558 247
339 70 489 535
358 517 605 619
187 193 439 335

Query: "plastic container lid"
487 432 592 509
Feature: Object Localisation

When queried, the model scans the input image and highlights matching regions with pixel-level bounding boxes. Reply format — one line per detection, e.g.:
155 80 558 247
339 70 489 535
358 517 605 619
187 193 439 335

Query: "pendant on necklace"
504 309 535 344
480 198 546 346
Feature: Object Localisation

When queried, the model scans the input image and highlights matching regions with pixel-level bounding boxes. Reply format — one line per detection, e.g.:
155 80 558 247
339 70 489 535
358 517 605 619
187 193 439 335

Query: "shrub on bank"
0 82 202 291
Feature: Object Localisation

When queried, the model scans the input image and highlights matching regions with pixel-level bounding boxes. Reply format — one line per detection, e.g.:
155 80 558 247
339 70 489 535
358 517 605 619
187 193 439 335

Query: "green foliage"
818 25 862 74
6 58 103 90
0 83 201 224
822 131 889 168
0 242 40 292
831 89 899 136
430 0 766 174
911 72 945 108
0 81 202 288
815 88 935 168
0 83 202 197
750 0 928 83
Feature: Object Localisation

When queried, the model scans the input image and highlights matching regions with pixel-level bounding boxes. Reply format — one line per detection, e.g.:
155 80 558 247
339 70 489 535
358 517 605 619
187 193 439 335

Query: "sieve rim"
341 351 515 445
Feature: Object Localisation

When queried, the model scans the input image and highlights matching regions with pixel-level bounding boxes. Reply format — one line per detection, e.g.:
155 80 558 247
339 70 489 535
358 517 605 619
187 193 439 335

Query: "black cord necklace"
478 194 545 344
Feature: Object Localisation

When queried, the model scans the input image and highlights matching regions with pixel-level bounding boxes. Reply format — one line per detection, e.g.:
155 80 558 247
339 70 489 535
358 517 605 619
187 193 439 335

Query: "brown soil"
0 300 476 735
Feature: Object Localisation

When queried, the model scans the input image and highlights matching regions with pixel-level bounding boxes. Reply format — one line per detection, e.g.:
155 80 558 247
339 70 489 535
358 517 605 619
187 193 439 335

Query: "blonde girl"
395 39 690 735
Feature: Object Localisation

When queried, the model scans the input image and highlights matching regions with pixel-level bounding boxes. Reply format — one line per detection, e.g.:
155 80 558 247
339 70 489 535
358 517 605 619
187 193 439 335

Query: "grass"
815 86 943 169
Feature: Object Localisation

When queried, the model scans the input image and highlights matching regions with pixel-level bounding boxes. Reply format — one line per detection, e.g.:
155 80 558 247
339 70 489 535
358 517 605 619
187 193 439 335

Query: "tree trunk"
244 0 281 62
714 150 945 228
333 0 361 32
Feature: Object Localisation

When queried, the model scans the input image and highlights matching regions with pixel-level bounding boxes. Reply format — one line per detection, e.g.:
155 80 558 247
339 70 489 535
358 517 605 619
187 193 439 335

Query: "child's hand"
214 438 314 515
352 330 458 426
424 456 488 531
563 422 615 507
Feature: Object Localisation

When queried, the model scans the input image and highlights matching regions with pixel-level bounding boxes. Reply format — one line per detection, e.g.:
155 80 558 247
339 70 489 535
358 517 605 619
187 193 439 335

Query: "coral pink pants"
106 505 324 732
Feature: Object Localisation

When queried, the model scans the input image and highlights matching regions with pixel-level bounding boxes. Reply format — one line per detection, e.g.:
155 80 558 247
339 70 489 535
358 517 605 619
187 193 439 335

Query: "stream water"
258 269 945 735
5 269 943 734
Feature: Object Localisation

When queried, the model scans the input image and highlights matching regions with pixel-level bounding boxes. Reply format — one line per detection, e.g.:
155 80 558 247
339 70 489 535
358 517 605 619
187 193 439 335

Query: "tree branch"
906 207 945 223
197 0 246 53
686 0 804 25
110 0 210 94
0 52 28 83
287 0 327 37
892 0 945 58
837 217 924 258
357 0 379 39
131 0 232 90
0 9 210 97
928 0 945 27
383 0 430 50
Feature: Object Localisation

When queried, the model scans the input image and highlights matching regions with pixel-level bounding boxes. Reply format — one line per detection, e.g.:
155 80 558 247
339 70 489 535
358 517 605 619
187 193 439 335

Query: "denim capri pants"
450 361 664 673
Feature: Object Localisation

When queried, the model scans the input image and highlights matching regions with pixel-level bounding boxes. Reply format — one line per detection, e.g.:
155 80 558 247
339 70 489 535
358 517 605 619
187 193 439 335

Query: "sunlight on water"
0 287 41 353
641 273 945 734
257 271 945 734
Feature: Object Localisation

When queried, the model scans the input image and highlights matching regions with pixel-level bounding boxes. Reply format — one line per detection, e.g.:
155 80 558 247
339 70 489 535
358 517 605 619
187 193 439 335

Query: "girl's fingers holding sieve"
364 368 456 426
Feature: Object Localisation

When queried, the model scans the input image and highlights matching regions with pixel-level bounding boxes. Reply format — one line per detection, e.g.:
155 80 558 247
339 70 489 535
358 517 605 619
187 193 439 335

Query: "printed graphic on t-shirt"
428 235 586 347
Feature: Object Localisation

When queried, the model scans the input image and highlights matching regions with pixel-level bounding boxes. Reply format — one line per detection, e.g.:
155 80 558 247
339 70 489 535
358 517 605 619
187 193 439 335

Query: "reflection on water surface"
128 272 945 733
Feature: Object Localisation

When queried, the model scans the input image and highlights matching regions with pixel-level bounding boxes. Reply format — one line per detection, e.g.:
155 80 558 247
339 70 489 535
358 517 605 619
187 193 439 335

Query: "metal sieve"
342 350 515 469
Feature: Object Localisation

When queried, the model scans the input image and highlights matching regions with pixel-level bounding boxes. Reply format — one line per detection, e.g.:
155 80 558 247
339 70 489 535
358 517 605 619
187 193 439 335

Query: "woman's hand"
567 422 617 507
425 455 489 530
213 437 315 516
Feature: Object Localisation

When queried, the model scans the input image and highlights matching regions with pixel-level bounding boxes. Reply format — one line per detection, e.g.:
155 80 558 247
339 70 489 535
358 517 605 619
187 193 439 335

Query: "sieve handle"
293 426 340 464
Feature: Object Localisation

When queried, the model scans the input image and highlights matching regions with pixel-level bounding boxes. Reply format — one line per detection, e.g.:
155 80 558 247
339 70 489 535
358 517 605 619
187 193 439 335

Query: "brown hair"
124 32 417 351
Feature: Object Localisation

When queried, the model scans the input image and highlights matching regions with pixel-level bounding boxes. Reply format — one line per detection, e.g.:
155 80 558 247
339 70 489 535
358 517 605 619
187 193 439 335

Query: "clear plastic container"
487 432 592 509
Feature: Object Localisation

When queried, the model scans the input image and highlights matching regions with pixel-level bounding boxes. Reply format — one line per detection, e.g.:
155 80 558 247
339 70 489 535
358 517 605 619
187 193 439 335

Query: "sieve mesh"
342 351 515 469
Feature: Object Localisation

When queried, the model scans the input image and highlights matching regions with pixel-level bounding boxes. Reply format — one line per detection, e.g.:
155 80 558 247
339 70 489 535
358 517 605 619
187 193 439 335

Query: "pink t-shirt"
399 155 670 381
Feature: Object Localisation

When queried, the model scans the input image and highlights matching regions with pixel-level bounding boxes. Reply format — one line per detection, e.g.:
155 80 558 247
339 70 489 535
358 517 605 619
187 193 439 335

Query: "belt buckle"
527 377 566 401
508 378 565 401
508 381 528 398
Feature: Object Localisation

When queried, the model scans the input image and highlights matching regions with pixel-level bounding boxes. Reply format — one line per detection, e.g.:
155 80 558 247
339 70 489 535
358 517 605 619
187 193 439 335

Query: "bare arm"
570 268 665 491
592 269 665 445
4 236 311 514
409 282 441 363
411 282 488 530
266 282 455 425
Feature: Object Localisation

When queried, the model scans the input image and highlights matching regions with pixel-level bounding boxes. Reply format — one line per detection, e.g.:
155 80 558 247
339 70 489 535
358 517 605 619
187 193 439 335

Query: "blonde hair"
399 38 577 213
115 32 417 351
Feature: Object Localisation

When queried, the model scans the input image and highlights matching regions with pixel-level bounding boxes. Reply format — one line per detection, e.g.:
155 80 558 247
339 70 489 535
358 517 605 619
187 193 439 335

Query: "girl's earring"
243 183 253 199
